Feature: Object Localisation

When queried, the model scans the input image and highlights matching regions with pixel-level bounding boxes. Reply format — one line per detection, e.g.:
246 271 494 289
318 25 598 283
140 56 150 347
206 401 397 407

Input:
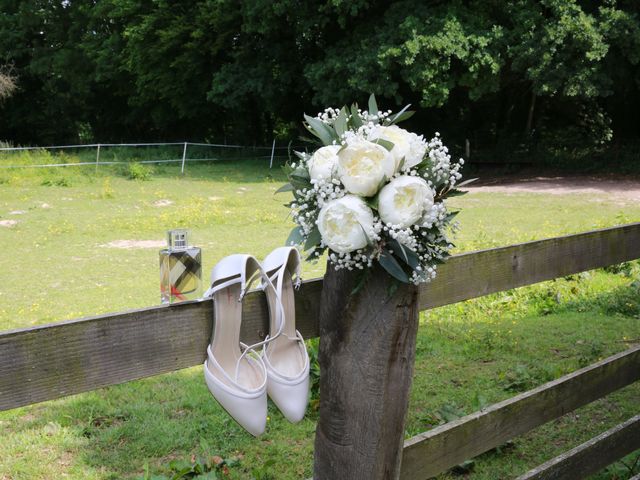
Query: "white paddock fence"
0 140 295 172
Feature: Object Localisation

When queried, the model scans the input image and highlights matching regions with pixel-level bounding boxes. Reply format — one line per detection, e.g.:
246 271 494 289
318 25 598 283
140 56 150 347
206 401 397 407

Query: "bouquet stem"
313 262 419 480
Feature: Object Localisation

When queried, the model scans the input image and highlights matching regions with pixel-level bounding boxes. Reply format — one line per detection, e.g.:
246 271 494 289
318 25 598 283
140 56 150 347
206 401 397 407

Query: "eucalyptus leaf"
334 107 348 137
289 174 311 190
291 165 310 179
304 114 336 146
387 239 420 269
445 211 459 222
387 104 412 124
388 109 415 125
379 249 410 283
368 94 378 115
375 138 395 152
286 226 304 246
350 103 363 128
275 183 294 194
304 226 322 251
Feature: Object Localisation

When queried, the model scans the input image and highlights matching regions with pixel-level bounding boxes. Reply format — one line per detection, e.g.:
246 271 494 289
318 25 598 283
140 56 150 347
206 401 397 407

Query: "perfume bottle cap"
167 229 190 249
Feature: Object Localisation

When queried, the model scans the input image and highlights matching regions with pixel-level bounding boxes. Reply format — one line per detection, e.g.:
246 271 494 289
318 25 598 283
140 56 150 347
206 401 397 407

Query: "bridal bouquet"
280 95 468 285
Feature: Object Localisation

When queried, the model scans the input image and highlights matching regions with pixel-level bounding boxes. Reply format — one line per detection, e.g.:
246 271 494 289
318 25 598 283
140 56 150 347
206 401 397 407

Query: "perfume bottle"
159 229 202 304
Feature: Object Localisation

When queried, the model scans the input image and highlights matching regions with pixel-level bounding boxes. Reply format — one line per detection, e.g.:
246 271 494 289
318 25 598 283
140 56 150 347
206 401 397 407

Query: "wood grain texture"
516 414 640 480
400 345 640 480
419 222 640 309
1 223 639 411
313 264 419 480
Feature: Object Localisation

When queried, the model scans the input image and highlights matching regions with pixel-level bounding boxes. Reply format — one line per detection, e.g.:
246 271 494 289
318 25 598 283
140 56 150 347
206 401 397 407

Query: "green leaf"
304 114 336 146
350 103 362 128
379 249 409 283
275 183 294 194
194 472 218 480
334 107 348 137
289 172 311 190
368 94 378 115
387 108 415 125
286 226 304 246
374 138 394 151
445 211 459 222
387 239 420 269
170 466 193 479
304 226 322 251
305 247 325 262
363 194 379 211
168 460 192 473
387 104 412 125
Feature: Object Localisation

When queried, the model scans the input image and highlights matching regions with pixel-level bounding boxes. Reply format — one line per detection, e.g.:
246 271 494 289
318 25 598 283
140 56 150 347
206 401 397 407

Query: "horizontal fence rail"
0 141 294 151
1 223 639 411
0 141 301 170
516 414 640 480
400 345 640 479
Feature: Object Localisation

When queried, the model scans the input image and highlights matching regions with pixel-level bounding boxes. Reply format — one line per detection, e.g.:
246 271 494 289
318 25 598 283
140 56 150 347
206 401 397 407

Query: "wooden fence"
1 222 640 478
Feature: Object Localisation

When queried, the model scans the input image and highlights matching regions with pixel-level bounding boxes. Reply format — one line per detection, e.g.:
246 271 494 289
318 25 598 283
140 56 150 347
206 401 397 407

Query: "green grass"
0 158 639 479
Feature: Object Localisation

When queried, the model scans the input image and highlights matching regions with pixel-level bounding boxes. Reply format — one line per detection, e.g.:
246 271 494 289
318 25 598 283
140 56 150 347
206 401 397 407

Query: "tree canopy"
0 0 639 163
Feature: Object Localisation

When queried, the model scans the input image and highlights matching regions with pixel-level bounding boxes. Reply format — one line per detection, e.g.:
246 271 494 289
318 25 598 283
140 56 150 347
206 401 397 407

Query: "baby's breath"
288 102 464 285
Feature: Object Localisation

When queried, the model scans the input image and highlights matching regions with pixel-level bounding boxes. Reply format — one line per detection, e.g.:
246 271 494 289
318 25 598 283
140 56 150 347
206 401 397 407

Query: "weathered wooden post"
313 263 420 479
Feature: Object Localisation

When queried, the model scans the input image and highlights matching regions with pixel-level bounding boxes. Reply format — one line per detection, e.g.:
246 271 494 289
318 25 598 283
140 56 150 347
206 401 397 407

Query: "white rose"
378 175 433 228
337 139 396 197
308 145 340 181
370 125 427 170
317 195 374 253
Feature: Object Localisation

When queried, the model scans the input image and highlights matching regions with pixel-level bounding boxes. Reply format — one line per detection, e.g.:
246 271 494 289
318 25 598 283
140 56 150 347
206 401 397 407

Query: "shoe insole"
208 282 264 390
264 269 305 378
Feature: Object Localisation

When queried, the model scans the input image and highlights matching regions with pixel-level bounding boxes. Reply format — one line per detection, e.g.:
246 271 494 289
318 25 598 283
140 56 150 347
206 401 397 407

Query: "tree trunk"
313 263 420 480
525 91 536 135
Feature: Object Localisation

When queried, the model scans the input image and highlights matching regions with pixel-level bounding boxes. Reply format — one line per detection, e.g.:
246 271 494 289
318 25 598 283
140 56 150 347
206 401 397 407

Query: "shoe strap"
206 344 265 394
262 329 309 382
233 263 285 382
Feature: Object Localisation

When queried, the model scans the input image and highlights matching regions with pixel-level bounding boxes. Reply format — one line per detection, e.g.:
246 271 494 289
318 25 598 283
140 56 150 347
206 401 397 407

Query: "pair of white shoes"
202 247 310 436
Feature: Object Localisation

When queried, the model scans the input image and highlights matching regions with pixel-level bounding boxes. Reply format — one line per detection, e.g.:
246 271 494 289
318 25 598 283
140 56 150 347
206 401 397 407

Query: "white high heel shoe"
202 254 282 436
261 247 310 423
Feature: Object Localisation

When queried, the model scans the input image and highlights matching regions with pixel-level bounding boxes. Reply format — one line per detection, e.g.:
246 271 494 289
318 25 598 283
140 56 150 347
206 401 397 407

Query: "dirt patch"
9 210 25 215
153 199 174 207
101 239 165 249
467 175 640 204
0 220 18 227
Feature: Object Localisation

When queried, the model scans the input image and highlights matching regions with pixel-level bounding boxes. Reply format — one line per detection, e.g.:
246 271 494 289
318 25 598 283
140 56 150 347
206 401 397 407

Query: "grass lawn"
0 159 639 479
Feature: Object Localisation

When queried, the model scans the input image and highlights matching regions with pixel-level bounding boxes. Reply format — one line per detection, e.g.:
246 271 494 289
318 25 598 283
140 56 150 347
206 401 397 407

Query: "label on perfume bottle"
160 247 202 304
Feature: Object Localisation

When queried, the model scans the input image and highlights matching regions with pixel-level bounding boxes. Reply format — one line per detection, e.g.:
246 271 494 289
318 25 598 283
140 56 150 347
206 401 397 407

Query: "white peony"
308 145 340 181
369 125 427 170
317 195 374 253
378 176 433 228
337 139 396 197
